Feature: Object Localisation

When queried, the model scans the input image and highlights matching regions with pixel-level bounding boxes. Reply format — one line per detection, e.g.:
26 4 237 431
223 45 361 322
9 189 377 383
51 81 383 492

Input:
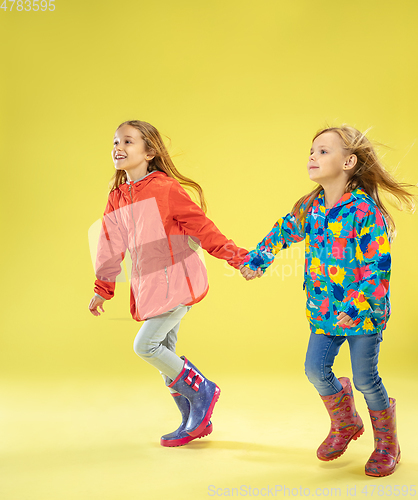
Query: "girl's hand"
89 295 105 316
336 312 355 328
239 265 263 281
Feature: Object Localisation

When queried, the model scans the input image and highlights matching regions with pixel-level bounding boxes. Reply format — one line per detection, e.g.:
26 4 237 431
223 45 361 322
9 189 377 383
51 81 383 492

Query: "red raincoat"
94 171 248 321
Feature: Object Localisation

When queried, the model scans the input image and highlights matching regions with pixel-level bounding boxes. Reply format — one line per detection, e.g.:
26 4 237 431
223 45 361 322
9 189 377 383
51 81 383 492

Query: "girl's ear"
145 149 156 161
344 154 357 171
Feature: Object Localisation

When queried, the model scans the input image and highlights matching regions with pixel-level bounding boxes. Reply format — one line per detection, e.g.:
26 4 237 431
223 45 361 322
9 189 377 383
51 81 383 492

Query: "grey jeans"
133 305 191 383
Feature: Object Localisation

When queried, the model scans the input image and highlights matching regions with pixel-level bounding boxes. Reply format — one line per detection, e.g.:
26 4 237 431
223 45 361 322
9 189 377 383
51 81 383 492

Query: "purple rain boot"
160 392 213 447
168 357 220 438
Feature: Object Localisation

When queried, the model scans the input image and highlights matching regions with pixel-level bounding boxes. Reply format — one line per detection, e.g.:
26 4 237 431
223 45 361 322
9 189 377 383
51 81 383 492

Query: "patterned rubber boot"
317 377 364 461
365 398 401 477
160 392 213 447
168 357 220 438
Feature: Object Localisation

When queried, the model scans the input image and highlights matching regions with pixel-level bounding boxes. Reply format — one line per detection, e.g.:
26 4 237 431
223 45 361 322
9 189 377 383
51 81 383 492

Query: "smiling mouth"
115 156 127 160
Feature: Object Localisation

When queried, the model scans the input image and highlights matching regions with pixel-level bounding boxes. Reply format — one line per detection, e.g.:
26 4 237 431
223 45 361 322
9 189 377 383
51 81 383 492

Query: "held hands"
89 295 105 316
239 265 263 281
336 312 355 328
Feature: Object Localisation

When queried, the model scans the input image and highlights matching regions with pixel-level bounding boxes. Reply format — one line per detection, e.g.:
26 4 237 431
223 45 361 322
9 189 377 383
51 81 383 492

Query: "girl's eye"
321 150 327 154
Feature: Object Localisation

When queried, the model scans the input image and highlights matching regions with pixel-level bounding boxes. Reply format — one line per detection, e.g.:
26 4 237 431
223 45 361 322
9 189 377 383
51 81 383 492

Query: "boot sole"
365 450 401 477
318 425 365 461
187 385 220 438
160 422 213 448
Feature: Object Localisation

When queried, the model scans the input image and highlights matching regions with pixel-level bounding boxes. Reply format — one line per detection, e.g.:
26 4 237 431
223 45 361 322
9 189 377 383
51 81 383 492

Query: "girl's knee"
304 361 323 386
133 335 157 358
352 374 382 394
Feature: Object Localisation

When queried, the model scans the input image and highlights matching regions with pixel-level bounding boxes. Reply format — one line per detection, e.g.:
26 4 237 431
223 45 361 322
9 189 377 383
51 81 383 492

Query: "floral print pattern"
241 188 391 336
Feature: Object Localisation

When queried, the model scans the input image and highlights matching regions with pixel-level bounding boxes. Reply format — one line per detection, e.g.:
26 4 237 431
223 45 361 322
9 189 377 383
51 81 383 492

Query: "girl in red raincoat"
88 120 251 447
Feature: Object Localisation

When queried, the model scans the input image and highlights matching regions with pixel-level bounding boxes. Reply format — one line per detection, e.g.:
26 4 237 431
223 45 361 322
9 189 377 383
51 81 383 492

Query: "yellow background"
1 1 417 499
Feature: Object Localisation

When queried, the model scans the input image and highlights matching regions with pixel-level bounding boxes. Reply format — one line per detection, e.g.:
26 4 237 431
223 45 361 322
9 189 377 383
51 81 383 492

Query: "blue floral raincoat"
241 188 391 336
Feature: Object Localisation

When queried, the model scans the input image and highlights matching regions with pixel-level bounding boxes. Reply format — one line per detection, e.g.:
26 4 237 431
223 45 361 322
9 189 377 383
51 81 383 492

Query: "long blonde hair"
292 125 416 238
110 120 207 212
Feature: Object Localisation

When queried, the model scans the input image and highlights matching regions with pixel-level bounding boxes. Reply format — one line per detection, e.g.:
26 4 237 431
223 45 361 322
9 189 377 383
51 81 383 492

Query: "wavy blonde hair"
292 125 416 238
109 120 207 212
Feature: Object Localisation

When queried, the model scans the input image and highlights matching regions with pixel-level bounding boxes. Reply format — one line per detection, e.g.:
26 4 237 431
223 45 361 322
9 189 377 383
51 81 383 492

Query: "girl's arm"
93 196 128 300
341 206 391 321
169 181 248 268
240 210 307 273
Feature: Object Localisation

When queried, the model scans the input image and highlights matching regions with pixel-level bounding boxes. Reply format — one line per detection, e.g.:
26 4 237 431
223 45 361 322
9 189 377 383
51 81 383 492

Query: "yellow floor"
1 375 416 500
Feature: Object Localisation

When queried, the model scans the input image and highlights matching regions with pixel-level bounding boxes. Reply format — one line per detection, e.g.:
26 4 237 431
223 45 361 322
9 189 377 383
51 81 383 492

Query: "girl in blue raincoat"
240 126 415 478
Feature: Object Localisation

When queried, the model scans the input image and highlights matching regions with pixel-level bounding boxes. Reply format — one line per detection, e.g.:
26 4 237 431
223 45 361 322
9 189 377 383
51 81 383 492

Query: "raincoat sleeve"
240 206 307 272
169 182 248 269
94 195 128 300
341 206 391 320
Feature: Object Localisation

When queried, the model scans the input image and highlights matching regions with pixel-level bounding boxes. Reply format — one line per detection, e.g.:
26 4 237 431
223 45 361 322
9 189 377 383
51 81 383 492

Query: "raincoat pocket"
304 275 330 326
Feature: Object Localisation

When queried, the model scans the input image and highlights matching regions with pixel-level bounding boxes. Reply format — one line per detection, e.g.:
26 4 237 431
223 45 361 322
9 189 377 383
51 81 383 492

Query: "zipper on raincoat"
164 266 169 298
128 184 141 310
323 213 335 332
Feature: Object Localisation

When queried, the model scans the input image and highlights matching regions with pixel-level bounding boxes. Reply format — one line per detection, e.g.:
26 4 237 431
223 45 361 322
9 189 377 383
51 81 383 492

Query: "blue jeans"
304 332 389 411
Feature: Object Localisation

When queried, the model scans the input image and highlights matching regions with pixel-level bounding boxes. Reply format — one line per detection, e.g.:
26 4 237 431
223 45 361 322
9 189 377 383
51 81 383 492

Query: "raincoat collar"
118 170 166 194
316 187 371 212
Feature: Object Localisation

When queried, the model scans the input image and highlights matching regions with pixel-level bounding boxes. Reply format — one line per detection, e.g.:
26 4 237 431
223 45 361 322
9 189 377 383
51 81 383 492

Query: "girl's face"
112 124 152 176
307 131 353 185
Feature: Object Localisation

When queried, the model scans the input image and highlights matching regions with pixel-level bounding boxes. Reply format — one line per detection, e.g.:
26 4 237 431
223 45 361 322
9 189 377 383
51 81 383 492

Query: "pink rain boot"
317 377 364 461
365 398 401 477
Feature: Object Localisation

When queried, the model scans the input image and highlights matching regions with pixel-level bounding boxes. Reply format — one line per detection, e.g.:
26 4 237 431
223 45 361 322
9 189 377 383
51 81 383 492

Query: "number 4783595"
1 0 55 11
